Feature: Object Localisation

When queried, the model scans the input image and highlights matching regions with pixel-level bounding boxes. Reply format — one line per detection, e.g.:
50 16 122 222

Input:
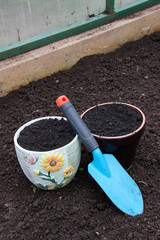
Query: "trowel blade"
88 153 143 216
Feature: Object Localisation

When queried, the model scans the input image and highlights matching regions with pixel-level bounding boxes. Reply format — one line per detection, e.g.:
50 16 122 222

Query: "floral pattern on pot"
40 153 65 172
25 153 39 164
35 183 57 190
63 166 74 178
33 152 75 190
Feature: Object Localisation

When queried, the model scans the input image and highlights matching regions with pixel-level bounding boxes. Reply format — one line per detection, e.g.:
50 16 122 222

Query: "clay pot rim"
81 102 146 140
14 116 79 154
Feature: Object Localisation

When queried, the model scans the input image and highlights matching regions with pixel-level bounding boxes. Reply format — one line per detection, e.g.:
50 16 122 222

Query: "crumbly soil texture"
0 31 160 240
17 118 76 151
82 104 143 137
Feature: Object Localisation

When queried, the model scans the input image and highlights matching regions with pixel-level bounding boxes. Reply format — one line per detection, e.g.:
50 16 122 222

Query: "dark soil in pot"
17 118 76 151
82 104 143 136
82 103 145 169
0 31 159 240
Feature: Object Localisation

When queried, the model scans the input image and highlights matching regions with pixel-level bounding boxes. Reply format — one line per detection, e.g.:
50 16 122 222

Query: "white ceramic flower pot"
14 116 81 190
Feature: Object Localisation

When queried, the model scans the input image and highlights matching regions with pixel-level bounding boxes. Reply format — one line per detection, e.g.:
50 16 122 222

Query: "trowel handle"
56 95 99 152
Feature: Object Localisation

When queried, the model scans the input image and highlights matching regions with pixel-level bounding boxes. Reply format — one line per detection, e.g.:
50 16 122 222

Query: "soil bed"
0 31 160 240
17 118 76 151
82 103 143 136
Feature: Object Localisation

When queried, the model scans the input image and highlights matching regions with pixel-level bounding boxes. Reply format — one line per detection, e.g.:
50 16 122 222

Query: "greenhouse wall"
0 0 159 60
115 0 137 8
0 0 106 47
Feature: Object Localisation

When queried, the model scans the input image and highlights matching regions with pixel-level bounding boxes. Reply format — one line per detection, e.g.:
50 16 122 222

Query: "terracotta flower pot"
81 102 145 170
14 116 81 190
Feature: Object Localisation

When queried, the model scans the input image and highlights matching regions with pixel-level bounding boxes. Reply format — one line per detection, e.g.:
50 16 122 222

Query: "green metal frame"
106 0 115 13
0 0 159 61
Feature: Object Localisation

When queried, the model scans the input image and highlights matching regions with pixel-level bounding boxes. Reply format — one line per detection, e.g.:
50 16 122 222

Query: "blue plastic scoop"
56 95 143 216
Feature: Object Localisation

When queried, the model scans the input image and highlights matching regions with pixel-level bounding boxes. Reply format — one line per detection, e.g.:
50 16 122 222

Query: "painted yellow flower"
41 153 65 173
63 166 74 178
33 169 39 175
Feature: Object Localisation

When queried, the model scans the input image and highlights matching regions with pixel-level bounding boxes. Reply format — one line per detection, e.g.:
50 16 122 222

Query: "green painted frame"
0 0 159 60
106 0 115 13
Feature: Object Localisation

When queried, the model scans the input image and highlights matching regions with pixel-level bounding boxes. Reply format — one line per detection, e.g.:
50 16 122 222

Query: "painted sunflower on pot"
40 152 65 173
63 166 74 178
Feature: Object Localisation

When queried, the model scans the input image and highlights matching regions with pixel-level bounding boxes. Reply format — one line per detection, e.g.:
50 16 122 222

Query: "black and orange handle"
56 95 69 107
56 95 99 152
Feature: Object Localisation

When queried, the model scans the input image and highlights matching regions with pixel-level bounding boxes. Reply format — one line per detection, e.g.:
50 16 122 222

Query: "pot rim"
81 102 146 140
14 116 79 153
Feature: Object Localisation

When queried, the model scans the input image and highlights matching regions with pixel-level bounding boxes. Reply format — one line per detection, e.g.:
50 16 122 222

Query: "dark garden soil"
82 103 143 136
17 118 76 151
0 31 160 240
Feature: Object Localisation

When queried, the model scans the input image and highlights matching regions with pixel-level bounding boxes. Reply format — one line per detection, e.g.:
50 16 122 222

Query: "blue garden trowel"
56 95 143 216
